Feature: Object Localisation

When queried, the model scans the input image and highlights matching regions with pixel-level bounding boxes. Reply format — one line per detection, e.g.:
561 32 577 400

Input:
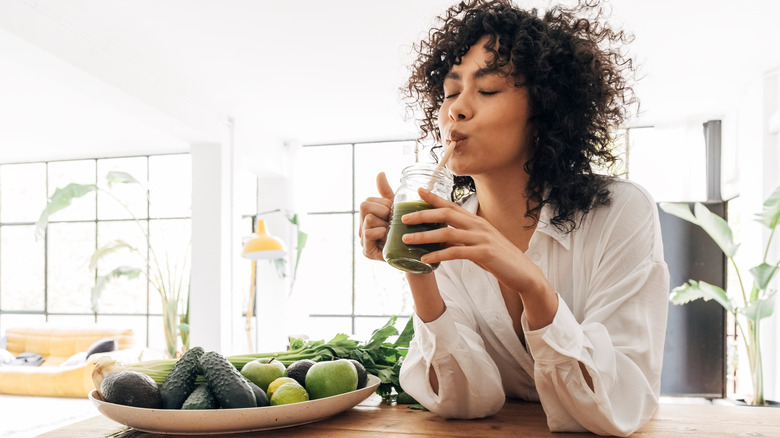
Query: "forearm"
405 272 445 323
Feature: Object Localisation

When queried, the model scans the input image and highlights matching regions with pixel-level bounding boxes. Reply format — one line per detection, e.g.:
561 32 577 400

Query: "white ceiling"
1 0 779 164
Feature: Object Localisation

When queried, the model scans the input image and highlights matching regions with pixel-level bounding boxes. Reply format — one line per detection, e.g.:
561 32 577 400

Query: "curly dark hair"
404 0 637 232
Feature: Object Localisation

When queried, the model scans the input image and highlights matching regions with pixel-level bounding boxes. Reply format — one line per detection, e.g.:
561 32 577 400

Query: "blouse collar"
459 192 571 251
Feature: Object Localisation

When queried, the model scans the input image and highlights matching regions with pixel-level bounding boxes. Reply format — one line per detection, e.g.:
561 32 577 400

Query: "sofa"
0 326 136 398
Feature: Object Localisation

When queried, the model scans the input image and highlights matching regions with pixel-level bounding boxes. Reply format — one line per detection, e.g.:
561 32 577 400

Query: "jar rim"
401 163 454 179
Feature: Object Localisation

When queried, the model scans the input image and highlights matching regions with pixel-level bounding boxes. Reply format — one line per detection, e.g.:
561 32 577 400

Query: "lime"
269 382 309 406
267 377 298 398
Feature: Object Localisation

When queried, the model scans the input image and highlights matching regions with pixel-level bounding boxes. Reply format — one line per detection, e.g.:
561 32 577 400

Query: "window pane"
96 315 149 349
294 213 353 315
46 314 95 327
148 219 191 314
627 125 706 202
97 157 148 220
47 222 95 313
0 163 46 223
354 141 417 207
295 145 352 212
1 314 47 335
147 315 167 353
95 220 148 314
47 160 96 222
305 316 352 340
354 214 413 316
0 225 45 311
149 155 191 218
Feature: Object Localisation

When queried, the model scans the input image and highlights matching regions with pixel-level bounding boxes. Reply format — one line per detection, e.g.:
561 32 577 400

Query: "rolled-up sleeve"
400 273 506 419
523 184 669 436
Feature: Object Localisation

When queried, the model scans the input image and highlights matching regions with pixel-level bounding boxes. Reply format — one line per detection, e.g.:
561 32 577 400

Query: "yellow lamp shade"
242 219 286 260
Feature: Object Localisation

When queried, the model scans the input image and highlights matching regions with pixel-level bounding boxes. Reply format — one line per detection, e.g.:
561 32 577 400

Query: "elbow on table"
425 390 506 420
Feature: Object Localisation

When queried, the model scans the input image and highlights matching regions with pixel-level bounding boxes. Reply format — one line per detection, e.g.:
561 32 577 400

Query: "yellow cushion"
0 326 136 398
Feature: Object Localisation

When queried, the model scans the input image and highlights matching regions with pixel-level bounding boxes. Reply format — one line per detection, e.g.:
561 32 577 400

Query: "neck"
472 168 538 249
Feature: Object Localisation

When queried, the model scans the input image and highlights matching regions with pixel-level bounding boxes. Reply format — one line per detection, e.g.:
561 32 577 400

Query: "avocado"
349 359 368 389
200 351 257 409
286 359 316 388
244 378 270 407
101 370 161 409
181 385 220 410
160 346 204 409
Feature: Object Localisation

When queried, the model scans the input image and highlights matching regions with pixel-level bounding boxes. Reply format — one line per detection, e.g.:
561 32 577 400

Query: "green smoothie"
383 200 445 273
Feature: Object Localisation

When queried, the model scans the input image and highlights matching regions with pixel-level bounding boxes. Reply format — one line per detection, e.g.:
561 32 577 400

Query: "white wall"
727 68 780 402
762 70 780 402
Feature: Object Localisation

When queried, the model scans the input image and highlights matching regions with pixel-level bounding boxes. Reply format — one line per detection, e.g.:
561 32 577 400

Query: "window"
0 154 191 350
292 140 419 340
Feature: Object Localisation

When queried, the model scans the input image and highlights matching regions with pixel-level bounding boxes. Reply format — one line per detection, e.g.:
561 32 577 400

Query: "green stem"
763 225 777 264
750 320 765 405
729 257 749 308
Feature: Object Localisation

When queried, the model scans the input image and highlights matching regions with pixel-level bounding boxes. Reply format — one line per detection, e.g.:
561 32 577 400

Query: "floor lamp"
241 219 286 353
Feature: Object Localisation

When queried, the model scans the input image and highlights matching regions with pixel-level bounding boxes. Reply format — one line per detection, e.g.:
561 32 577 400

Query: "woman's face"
437 35 533 179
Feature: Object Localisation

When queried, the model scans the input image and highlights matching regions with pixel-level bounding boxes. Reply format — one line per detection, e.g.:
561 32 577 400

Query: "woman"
358 0 669 435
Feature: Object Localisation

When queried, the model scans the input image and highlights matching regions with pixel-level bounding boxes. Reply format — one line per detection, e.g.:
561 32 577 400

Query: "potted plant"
659 187 779 406
36 171 190 359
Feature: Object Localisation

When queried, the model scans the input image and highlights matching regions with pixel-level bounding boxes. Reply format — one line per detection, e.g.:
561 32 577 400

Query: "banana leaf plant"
659 186 780 406
36 171 190 359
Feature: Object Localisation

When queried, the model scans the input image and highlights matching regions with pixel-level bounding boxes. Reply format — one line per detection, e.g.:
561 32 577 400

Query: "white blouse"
399 179 670 436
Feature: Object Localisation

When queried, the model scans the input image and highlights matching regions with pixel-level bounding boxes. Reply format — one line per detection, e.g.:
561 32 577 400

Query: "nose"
448 94 472 121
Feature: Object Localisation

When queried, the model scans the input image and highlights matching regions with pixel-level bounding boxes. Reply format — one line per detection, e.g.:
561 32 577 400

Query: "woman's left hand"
401 188 549 298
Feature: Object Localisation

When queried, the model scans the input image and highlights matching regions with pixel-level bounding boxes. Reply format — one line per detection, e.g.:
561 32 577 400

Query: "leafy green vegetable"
126 316 415 402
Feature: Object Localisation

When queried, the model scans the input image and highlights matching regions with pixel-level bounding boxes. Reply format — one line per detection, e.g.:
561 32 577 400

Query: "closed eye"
444 92 460 99
479 91 499 96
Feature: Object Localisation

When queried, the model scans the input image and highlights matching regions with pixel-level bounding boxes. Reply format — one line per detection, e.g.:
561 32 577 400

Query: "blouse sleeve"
399 270 506 419
522 184 670 436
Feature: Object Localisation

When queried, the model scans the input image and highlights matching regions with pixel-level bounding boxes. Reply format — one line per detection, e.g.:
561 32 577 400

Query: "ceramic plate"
89 374 380 435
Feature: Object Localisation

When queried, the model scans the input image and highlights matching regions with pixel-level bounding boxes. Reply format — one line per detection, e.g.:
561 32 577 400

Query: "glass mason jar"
383 163 454 273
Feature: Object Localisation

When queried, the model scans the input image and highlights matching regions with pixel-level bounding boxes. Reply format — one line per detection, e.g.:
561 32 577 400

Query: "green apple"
305 359 358 399
241 358 287 392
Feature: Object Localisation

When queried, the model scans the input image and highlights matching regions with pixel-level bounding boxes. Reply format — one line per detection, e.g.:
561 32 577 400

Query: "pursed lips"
448 131 468 142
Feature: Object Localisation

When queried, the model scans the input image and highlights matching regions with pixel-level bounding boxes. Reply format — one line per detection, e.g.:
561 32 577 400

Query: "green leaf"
659 202 697 223
659 202 739 257
291 231 307 282
35 183 98 238
106 171 143 188
91 266 143 312
177 323 190 334
89 240 138 270
739 291 777 323
394 317 415 349
693 203 739 257
670 280 734 313
364 316 399 351
749 263 777 291
272 258 288 279
755 185 780 229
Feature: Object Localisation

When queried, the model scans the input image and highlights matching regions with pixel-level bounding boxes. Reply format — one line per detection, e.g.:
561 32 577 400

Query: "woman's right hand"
358 172 395 261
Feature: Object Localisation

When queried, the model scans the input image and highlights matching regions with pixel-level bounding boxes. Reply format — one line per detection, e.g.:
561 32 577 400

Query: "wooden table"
37 395 779 438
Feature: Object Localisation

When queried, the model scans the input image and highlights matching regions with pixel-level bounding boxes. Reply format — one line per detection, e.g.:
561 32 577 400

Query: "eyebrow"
445 66 502 81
